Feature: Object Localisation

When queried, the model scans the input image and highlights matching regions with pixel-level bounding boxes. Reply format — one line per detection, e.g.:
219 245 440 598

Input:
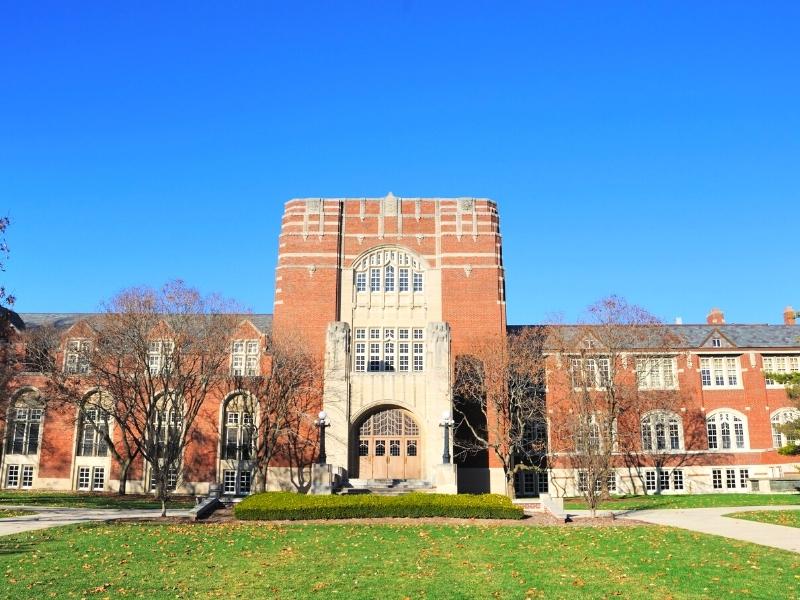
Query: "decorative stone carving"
459 198 474 212
384 193 398 216
428 322 450 370
307 264 316 277
464 265 473 278
325 322 350 373
306 199 322 213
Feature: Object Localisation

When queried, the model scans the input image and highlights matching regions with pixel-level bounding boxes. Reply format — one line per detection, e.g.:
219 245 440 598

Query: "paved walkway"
0 506 191 536
567 505 800 553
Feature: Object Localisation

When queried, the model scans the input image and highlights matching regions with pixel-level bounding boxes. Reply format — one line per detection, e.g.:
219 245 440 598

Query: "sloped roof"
509 323 800 350
18 313 273 334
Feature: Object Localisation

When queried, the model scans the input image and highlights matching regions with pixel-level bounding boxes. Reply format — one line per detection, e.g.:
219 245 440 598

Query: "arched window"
222 395 255 461
353 248 424 295
706 410 747 450
640 411 683 451
5 390 43 456
77 409 109 457
771 409 800 448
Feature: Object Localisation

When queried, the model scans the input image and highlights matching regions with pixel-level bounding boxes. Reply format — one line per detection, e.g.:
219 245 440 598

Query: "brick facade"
1 198 798 497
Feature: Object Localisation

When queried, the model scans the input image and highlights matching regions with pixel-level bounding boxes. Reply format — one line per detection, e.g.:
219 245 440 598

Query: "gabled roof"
510 323 800 350
18 313 274 335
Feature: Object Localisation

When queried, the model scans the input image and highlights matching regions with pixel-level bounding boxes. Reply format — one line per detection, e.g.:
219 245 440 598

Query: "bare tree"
548 295 685 515
49 281 238 515
453 326 549 498
230 330 321 493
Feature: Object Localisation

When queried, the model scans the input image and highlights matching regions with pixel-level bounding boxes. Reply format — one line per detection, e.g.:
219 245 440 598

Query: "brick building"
2 197 799 497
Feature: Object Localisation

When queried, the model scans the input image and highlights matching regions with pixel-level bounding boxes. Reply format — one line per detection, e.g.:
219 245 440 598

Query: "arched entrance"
356 408 421 480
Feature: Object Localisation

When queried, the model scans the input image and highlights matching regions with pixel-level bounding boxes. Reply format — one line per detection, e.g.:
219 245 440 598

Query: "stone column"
322 322 351 477
425 322 457 493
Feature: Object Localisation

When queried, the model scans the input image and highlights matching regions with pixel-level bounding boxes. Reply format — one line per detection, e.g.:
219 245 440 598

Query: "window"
570 357 611 389
635 357 677 390
577 472 616 493
5 392 43 456
711 338 722 348
399 268 409 292
740 469 749 490
659 470 670 491
413 343 424 372
763 355 800 386
712 469 722 489
645 471 656 492
77 406 110 457
673 470 684 490
222 396 254 461
700 356 740 388
239 470 252 495
355 327 424 373
413 272 424 292
384 266 395 292
223 470 237 494
706 411 747 450
353 248 425 296
77 466 91 491
355 343 366 372
150 467 178 492
65 340 91 374
5 465 19 488
355 272 367 293
640 412 683 451
150 395 183 460
370 268 381 292
232 340 260 376
771 409 800 448
398 343 409 372
148 340 174 375
725 469 736 489
92 467 105 491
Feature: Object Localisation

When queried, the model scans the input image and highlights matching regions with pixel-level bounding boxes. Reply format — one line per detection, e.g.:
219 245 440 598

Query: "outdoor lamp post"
440 410 455 464
315 411 330 465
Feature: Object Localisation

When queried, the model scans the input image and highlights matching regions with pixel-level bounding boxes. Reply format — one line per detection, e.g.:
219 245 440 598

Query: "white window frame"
147 340 175 375
353 248 425 296
699 355 741 389
355 327 424 373
640 411 683 452
763 355 800 387
65 339 91 374
771 408 800 448
570 357 611 389
635 356 678 390
231 339 260 376
706 410 748 451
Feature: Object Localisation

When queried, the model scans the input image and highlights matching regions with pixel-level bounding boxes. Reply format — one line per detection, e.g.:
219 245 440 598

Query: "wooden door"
357 409 421 480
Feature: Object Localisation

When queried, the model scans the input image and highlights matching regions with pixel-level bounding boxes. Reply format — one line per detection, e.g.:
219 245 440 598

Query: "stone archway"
355 408 421 480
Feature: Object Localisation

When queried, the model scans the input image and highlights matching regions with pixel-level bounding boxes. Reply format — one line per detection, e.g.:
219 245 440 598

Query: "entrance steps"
340 479 434 495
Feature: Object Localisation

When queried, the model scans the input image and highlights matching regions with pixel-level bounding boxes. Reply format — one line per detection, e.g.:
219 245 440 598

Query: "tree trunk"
160 498 167 518
117 459 131 495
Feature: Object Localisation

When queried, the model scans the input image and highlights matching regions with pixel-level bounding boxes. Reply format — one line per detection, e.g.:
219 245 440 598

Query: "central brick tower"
272 195 507 492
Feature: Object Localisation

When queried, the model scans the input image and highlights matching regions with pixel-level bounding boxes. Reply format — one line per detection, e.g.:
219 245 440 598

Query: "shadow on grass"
0 539 37 556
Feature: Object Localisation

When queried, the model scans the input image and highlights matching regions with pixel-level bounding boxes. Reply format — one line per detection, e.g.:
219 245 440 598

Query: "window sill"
701 386 744 391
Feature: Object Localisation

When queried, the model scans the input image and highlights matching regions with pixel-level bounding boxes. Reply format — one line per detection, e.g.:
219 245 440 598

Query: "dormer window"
711 338 722 348
232 340 260 376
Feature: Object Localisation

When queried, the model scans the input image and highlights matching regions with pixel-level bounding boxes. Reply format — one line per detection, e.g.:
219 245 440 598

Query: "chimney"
707 307 725 325
785 306 797 326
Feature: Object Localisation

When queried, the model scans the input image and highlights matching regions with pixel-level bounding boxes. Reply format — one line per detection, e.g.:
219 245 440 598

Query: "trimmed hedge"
234 492 523 521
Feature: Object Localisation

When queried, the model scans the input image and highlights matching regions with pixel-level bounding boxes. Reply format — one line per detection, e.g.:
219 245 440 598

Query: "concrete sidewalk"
612 505 800 553
0 506 191 536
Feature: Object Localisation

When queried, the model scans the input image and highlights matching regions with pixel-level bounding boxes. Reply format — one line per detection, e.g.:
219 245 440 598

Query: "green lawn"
1 522 798 599
0 491 194 510
728 510 800 529
564 493 800 511
0 509 33 519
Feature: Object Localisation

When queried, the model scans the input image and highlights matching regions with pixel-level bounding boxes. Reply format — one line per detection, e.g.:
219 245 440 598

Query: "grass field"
1 522 798 599
564 493 800 511
0 491 194 509
0 509 33 519
728 510 800 529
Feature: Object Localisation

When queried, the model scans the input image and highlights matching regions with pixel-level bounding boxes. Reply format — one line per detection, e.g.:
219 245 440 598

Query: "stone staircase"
339 479 435 495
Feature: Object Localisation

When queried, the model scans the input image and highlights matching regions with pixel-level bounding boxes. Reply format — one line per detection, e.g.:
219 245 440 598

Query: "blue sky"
1 2 798 325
